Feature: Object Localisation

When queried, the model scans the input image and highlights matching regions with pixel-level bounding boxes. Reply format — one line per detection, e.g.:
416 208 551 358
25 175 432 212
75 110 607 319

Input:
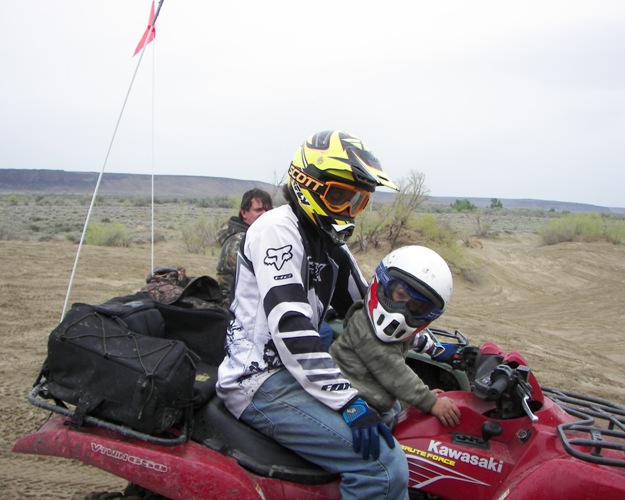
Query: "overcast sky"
1 1 624 207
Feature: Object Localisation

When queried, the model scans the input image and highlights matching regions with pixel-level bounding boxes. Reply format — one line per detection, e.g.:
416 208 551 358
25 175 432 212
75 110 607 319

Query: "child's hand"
430 395 461 427
431 388 444 395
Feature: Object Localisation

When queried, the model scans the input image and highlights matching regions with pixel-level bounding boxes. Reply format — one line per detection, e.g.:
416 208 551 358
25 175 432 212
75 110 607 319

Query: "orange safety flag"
133 1 156 56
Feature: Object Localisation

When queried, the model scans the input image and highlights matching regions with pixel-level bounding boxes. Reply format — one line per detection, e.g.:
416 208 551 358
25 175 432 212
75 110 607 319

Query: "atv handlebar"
487 370 511 400
474 362 539 421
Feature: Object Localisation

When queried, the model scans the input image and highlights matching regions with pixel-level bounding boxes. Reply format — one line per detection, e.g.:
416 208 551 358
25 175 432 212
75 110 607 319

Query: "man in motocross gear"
217 131 409 499
330 246 462 428
216 188 272 307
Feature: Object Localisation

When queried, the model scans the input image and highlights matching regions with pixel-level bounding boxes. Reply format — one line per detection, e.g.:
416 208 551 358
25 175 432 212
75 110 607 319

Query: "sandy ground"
1 235 624 499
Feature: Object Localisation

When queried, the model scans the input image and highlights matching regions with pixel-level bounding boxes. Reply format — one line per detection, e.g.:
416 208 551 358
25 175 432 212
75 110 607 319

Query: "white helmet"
366 246 453 342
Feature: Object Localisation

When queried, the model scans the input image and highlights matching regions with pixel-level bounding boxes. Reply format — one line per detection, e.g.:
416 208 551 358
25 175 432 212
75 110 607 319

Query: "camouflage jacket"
330 301 438 414
216 216 249 304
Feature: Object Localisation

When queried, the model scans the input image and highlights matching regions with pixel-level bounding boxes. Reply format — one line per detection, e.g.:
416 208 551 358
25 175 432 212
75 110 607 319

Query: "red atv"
14 328 625 499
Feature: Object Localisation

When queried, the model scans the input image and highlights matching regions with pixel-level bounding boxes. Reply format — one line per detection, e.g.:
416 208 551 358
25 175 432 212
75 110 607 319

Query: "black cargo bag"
153 301 231 406
43 299 197 437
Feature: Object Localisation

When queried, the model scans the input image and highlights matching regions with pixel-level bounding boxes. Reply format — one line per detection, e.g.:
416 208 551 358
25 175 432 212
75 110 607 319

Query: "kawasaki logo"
428 440 503 473
91 443 168 473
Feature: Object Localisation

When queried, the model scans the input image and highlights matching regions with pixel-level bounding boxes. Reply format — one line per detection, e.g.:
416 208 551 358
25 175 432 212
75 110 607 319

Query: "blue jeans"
319 321 334 351
240 369 409 500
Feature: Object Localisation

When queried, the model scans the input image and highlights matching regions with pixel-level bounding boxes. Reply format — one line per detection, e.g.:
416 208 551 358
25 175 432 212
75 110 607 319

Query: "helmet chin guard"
318 215 355 245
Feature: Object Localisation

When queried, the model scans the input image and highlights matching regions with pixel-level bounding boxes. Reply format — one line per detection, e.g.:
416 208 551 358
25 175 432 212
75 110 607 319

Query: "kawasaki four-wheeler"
14 328 625 499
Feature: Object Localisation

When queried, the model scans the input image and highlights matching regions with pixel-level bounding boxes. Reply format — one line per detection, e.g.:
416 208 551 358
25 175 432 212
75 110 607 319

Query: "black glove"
342 398 395 460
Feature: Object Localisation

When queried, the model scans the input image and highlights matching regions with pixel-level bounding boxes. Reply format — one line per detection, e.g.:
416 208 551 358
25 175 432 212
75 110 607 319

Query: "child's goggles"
376 263 444 327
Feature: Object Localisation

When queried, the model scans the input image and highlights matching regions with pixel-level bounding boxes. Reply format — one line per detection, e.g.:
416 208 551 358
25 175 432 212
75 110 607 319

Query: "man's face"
241 198 268 225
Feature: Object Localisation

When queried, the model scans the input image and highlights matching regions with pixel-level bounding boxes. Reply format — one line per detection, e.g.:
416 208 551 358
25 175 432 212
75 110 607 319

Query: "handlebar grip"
487 376 509 400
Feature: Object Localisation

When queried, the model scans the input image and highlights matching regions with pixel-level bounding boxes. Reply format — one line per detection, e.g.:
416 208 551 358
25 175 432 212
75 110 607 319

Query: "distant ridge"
0 168 275 199
424 196 625 214
1 169 623 214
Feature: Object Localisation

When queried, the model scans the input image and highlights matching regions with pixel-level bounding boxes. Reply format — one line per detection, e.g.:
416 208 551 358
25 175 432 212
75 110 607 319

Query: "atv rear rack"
542 387 625 468
28 381 189 446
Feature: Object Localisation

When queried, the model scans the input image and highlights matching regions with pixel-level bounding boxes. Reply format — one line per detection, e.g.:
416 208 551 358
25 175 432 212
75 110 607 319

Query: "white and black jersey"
216 204 368 418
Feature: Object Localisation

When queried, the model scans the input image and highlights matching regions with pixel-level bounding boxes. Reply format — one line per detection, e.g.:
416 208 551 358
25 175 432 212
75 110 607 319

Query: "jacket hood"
217 216 249 245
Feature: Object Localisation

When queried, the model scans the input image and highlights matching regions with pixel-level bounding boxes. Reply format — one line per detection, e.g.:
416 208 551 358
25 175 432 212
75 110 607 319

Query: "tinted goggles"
376 263 444 326
288 164 371 217
320 181 371 217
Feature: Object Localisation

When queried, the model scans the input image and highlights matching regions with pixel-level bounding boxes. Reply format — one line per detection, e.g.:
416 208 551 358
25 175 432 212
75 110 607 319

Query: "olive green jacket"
216 216 249 305
330 302 438 414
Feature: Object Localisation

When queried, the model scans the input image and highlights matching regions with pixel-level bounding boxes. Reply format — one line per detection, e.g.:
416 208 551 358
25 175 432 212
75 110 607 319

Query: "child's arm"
359 342 438 413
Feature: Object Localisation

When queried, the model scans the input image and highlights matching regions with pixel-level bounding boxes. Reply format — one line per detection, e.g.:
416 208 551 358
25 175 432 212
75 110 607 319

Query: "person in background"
217 130 409 499
216 188 272 307
330 245 462 429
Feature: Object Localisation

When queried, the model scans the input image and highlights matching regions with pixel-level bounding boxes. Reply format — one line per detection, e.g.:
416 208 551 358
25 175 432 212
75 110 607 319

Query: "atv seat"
192 397 338 485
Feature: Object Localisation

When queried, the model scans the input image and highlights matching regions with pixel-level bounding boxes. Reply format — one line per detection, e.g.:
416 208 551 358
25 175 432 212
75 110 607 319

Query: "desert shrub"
386 171 429 248
410 215 470 274
474 215 493 237
353 210 467 265
539 213 625 245
352 170 430 251
195 196 236 209
490 198 503 209
604 219 625 244
85 223 131 247
412 214 458 246
64 233 78 243
0 227 15 240
54 222 76 233
540 215 586 244
153 230 166 243
180 215 222 254
133 229 166 245
451 199 476 212
352 206 393 251
426 204 451 214
132 197 152 207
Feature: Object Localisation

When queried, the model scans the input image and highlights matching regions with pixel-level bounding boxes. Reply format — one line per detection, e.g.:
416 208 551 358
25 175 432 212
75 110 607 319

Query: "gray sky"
1 1 624 207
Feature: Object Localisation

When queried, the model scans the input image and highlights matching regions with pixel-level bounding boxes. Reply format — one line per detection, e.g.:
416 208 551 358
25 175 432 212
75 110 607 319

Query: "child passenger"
330 245 461 428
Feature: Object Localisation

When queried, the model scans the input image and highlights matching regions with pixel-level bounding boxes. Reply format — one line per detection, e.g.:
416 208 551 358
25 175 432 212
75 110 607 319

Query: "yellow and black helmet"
288 130 398 244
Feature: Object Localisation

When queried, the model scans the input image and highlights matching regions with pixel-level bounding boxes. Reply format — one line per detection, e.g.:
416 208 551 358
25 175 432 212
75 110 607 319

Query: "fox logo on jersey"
309 261 327 282
264 245 293 271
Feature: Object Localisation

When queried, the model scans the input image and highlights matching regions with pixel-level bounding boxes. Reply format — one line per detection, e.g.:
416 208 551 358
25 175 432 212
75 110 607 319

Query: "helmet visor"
320 181 371 217
376 263 444 327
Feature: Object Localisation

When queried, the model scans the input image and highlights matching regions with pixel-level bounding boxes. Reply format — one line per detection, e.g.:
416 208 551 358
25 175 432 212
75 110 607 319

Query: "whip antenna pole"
61 0 166 320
